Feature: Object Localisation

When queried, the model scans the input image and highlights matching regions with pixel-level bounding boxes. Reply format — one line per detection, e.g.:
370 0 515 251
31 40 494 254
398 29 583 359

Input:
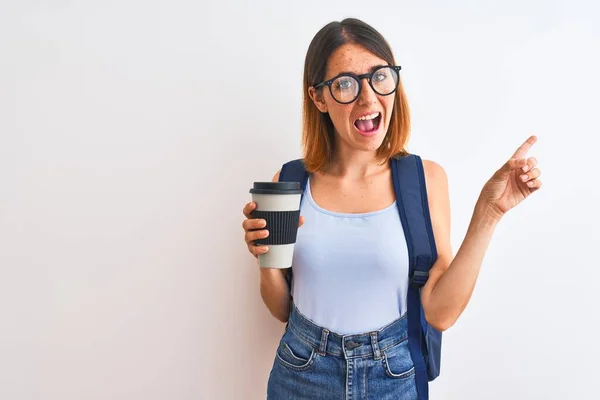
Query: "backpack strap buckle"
409 270 429 289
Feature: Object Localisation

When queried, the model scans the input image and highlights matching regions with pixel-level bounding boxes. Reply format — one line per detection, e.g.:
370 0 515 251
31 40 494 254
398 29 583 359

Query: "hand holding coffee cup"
242 203 305 259
243 182 304 268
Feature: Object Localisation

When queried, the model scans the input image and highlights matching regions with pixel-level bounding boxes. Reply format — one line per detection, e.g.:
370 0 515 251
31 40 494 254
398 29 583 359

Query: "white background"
1 1 599 399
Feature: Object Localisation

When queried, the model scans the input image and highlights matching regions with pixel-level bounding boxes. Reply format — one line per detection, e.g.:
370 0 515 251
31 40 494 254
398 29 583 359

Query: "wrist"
473 199 503 228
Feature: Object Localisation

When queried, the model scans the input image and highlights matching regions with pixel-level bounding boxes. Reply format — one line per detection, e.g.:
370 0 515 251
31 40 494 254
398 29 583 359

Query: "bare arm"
250 170 304 323
260 269 291 323
421 137 542 331
419 160 497 331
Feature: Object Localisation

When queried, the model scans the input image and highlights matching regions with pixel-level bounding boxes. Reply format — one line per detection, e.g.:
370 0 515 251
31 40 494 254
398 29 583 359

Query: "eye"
334 77 356 91
373 71 388 82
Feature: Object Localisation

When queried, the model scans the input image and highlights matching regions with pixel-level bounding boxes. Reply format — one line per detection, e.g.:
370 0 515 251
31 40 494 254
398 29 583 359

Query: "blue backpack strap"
277 159 309 290
391 154 440 399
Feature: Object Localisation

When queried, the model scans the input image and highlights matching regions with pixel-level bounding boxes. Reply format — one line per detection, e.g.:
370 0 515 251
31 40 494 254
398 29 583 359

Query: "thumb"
496 158 527 179
298 216 305 228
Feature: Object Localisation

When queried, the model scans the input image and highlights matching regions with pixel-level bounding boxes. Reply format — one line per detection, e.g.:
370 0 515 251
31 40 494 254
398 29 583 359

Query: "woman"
242 18 541 400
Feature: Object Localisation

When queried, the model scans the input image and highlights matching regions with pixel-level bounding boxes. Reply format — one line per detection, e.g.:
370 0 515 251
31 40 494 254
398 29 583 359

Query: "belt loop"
370 332 381 360
318 329 329 356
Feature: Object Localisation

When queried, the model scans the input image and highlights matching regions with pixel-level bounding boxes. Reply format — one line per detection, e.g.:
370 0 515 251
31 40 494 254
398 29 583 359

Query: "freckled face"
309 43 396 153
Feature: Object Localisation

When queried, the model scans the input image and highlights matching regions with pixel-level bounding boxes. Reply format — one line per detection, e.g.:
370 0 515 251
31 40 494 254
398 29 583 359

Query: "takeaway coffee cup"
249 182 303 268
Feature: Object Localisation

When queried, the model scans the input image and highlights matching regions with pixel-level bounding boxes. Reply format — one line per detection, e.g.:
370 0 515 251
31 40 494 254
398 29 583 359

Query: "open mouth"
354 112 381 134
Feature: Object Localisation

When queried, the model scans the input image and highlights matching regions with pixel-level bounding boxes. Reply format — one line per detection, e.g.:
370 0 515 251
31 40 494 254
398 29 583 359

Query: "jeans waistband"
286 302 409 360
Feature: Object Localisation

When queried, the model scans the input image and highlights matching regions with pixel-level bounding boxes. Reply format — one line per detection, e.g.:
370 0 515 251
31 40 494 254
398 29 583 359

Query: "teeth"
357 112 379 121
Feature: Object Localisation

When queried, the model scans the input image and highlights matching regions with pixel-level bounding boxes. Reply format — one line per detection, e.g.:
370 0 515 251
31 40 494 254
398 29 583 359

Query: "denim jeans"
267 303 419 400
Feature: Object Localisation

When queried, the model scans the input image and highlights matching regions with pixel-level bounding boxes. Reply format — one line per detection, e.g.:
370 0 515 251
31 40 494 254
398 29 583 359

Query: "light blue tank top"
291 177 410 335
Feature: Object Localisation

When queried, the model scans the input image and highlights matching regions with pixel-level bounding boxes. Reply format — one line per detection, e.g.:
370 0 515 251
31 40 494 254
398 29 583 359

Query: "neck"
327 146 387 180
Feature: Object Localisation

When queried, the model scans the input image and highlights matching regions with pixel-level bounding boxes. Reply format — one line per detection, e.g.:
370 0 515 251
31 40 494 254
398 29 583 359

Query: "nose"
356 78 377 106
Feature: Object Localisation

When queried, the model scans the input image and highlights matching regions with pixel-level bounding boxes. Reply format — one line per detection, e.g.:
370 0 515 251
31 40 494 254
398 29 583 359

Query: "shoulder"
422 159 447 185
421 159 446 181
421 159 449 197
272 170 281 182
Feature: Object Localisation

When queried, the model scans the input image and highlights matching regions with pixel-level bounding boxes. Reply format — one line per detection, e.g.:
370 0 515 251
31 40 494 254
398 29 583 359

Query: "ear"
308 86 328 113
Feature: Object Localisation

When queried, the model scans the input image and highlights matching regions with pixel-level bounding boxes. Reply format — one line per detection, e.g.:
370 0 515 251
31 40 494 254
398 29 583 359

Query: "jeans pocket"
275 331 315 371
382 338 415 379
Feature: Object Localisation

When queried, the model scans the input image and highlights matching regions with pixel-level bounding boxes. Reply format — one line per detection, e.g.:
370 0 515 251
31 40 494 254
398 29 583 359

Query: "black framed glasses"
312 65 402 104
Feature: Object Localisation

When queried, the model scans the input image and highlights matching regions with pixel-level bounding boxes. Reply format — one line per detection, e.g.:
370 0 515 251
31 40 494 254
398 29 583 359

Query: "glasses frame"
312 65 402 105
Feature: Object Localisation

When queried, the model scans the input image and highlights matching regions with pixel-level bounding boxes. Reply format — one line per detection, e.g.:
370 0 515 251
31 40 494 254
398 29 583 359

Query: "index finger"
242 202 257 218
511 135 538 159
